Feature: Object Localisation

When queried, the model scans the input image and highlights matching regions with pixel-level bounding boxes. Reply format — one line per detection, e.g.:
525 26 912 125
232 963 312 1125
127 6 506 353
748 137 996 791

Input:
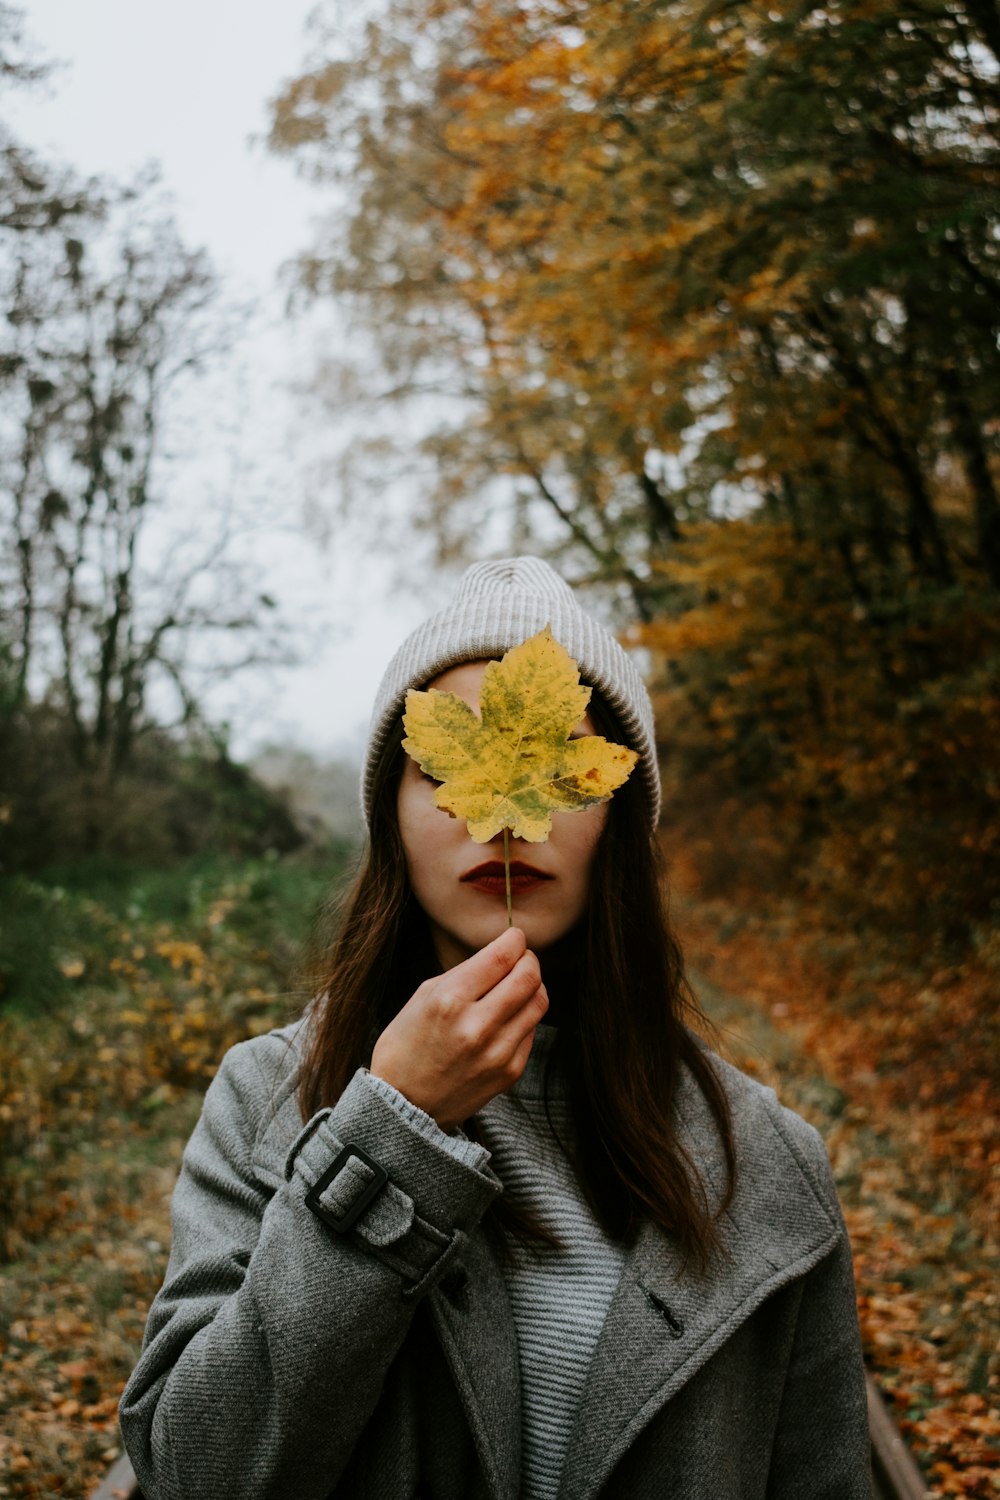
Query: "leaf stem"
503 827 513 928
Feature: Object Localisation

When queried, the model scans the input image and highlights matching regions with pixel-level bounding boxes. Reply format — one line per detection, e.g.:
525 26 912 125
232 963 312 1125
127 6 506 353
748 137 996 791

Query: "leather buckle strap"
304 1142 389 1233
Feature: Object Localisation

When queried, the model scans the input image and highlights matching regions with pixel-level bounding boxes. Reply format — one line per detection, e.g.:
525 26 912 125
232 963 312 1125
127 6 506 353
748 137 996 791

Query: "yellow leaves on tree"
402 627 636 920
270 0 1000 613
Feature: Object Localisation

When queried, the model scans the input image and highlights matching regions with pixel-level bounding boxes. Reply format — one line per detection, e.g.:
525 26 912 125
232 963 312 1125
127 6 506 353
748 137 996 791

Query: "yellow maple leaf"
401 625 637 846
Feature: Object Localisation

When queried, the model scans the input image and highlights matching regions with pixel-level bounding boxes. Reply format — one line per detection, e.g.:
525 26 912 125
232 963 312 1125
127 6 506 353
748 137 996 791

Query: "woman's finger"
436 924 527 1007
487 983 549 1070
467 949 544 1036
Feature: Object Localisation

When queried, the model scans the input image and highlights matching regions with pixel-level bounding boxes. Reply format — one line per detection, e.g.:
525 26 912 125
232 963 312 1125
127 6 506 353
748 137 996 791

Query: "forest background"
1 0 998 1496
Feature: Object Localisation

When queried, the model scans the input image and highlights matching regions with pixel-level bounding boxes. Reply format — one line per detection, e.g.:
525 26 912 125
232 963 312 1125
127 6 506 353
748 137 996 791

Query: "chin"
432 908 564 965
511 916 561 951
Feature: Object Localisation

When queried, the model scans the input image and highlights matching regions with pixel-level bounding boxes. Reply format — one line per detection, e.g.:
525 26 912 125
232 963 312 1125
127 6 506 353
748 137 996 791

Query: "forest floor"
0 849 997 1498
0 851 342 1500
675 869 999 1499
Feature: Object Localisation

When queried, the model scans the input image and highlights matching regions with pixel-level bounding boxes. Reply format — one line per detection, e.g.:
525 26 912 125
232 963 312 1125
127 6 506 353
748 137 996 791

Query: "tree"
0 3 94 235
267 0 1000 965
0 6 290 834
636 515 1000 947
0 176 288 791
270 0 1000 598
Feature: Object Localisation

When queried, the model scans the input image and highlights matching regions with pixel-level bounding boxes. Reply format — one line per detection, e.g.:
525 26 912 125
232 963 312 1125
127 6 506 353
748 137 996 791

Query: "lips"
460 860 554 897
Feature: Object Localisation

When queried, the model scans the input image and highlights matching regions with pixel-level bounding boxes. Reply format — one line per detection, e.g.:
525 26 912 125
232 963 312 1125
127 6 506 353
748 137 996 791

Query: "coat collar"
432 1052 841 1500
556 1059 841 1499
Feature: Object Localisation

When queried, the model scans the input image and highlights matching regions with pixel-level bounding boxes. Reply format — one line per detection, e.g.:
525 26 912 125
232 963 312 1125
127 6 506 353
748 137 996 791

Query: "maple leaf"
401 625 638 850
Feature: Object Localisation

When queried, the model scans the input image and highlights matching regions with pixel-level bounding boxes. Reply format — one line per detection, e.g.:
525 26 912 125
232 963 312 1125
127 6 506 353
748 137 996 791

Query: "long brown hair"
299 710 736 1269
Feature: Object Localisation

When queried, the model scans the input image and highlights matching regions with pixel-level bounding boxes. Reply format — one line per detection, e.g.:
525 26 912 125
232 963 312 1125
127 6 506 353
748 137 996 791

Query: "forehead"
426 661 491 703
425 659 596 733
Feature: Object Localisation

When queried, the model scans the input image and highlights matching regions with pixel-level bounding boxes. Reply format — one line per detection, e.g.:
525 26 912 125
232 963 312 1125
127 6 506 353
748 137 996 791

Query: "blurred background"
0 1 997 1495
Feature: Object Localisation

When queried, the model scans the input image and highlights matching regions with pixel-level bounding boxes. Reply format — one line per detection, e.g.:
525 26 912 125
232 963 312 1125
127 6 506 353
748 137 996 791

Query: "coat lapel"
558 1066 842 1500
427 1229 521 1500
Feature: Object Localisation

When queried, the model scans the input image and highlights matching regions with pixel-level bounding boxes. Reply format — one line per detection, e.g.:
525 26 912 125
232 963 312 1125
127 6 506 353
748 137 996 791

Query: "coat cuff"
285 1068 501 1298
363 1071 492 1172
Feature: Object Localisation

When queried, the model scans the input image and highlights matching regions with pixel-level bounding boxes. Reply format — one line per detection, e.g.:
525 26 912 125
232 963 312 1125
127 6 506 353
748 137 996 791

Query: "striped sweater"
369 1026 625 1499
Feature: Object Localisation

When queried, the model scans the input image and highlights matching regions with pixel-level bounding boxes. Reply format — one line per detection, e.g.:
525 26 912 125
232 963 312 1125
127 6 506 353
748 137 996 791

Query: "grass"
0 843 356 1021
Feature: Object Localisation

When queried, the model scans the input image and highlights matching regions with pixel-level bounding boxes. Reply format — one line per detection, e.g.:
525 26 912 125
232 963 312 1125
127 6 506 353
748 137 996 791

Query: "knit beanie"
363 557 661 831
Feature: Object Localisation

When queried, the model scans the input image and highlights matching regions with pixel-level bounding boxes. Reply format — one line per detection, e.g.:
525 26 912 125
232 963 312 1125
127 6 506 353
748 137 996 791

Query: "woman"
120 557 873 1499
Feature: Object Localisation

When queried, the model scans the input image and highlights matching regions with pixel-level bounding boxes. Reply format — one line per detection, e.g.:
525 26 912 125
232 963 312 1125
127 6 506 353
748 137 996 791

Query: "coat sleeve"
766 1119 874 1500
119 1034 501 1500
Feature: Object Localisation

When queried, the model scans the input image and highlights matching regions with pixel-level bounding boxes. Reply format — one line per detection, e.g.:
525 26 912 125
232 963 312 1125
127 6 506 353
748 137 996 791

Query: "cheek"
397 779 434 882
397 777 462 882
573 804 609 865
396 782 419 845
553 804 608 896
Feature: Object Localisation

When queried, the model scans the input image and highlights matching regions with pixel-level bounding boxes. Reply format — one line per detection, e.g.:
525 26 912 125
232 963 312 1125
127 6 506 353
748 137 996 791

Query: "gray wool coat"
119 1022 873 1500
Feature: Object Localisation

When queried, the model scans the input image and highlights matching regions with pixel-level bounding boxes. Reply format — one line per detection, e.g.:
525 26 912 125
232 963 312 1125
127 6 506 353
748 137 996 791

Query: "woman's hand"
369 926 548 1133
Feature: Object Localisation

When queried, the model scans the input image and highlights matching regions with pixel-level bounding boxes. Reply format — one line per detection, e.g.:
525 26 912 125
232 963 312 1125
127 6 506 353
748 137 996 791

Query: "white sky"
7 0 445 762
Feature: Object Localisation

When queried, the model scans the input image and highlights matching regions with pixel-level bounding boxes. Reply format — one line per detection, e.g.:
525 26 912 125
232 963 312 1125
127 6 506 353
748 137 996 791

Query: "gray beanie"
363 556 660 830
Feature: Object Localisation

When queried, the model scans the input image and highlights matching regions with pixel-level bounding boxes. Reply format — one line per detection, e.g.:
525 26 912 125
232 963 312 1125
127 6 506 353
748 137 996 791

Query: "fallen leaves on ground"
680 862 999 1499
0 867 307 1499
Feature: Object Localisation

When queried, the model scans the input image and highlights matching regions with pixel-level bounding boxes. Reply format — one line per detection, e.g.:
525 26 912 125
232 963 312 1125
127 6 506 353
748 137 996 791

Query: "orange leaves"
1 1251 157 1496
665 510 1000 1482
270 0 761 498
681 881 999 1497
269 0 1000 636
154 937 207 980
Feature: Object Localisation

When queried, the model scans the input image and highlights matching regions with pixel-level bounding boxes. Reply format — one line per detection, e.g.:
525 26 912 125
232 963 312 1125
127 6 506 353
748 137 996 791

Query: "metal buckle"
304 1143 389 1233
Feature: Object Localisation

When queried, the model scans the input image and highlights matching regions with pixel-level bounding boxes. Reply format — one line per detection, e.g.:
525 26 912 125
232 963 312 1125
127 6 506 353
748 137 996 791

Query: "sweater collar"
506 1022 562 1101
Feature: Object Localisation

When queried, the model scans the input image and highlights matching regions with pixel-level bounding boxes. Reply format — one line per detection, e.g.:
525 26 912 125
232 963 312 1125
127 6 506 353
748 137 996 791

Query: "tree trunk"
637 469 682 548
835 531 871 605
941 368 1000 589
805 310 953 584
11 422 41 709
14 535 33 708
857 469 895 572
779 474 805 542
94 571 130 750
894 442 953 584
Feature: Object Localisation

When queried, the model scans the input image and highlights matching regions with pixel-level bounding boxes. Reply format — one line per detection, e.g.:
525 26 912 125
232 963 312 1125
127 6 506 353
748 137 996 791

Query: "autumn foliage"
2 0 997 1491
640 518 1000 949
271 0 1000 598
647 517 1000 1494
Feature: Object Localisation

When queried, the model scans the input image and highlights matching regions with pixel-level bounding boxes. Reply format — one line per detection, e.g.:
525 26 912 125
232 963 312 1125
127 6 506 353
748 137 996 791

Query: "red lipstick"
460 860 553 897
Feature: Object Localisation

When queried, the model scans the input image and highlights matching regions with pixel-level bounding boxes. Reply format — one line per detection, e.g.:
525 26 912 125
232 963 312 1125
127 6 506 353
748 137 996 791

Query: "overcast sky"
8 0 443 761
